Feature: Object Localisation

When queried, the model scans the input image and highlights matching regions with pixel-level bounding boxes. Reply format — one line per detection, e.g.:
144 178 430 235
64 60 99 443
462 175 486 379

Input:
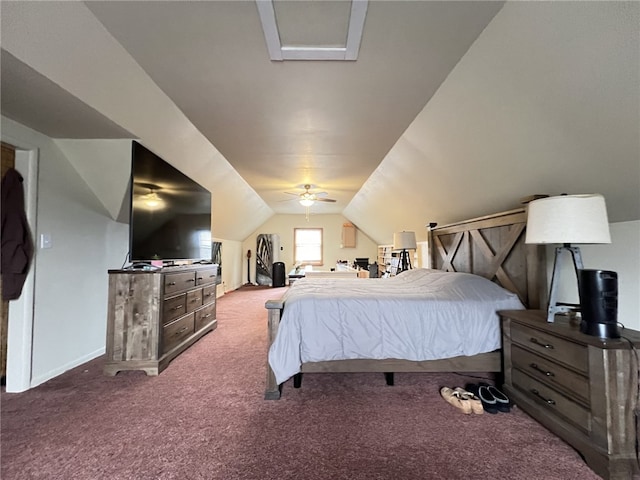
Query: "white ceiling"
1 1 638 243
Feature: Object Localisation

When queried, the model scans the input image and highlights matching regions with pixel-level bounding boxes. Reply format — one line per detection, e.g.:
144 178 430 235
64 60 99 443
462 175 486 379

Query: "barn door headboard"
428 208 546 309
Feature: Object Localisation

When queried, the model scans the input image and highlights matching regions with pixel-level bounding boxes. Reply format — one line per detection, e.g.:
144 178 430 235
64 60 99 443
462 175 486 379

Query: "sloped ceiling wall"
1 1 272 241
2 2 637 245
346 2 640 245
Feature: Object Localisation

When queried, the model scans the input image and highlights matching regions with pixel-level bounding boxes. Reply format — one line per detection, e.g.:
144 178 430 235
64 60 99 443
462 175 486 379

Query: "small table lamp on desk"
525 194 614 334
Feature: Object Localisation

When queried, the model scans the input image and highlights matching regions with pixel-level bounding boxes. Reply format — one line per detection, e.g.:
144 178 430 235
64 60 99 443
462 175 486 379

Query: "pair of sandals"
465 382 511 414
439 386 484 414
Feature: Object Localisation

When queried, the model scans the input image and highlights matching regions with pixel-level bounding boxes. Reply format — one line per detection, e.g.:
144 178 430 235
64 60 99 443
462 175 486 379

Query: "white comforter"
268 268 524 385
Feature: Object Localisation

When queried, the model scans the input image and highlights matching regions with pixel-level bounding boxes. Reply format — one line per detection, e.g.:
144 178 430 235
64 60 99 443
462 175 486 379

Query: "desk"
288 269 305 286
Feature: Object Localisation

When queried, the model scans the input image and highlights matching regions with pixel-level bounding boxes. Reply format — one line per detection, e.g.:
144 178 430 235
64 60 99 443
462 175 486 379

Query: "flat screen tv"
129 141 212 263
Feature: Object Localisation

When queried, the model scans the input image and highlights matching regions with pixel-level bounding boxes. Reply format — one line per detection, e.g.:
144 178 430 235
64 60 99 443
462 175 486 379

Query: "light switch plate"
40 233 52 249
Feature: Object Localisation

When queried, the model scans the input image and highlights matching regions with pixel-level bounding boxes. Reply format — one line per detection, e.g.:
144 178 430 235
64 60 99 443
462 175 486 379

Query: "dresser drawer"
186 288 203 312
513 369 591 433
511 323 588 374
195 302 216 331
164 271 196 295
163 293 187 324
512 345 589 406
162 313 195 353
196 268 218 286
202 284 216 305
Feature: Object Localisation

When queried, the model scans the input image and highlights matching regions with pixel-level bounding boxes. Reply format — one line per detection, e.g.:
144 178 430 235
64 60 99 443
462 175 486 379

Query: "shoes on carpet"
465 382 511 414
453 387 484 415
439 387 472 414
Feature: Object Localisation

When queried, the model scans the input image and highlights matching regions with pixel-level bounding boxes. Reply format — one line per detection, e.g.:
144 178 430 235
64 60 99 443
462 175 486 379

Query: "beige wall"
554 220 640 331
243 214 379 284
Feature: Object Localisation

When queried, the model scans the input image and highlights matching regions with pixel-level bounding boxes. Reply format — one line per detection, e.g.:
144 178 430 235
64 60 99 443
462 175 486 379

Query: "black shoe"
480 382 511 413
465 383 499 414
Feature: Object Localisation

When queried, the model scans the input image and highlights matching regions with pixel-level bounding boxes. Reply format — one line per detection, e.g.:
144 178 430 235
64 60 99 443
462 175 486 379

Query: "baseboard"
30 347 106 389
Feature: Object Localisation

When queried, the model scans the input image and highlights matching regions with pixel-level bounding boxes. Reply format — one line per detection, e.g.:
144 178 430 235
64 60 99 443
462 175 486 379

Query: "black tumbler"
578 269 619 338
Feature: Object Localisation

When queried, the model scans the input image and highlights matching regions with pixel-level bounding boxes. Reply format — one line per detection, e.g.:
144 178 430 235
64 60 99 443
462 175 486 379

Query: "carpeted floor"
1 285 606 479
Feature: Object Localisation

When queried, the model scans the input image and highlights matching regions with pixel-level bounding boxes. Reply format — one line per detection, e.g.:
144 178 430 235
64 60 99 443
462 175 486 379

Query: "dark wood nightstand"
500 310 640 480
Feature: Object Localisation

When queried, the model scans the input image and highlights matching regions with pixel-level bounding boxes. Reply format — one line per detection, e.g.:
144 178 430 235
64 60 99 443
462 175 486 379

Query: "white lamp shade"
393 231 417 250
525 194 611 244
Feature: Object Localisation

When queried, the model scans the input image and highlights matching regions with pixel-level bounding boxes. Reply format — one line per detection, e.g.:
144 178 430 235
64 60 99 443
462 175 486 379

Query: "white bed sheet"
268 269 525 385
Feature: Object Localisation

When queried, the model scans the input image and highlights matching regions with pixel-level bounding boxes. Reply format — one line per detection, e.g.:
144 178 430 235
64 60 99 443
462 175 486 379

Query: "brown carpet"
1 285 605 479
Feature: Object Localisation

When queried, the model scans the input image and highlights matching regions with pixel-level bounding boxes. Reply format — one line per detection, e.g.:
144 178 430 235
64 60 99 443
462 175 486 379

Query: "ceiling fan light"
299 198 314 207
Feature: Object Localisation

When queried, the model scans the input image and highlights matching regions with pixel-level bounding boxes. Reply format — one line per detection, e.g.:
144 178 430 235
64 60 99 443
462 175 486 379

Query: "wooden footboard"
265 299 284 399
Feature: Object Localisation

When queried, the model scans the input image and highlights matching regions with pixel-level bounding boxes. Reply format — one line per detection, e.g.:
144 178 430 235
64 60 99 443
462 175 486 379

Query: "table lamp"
393 231 417 274
525 194 611 322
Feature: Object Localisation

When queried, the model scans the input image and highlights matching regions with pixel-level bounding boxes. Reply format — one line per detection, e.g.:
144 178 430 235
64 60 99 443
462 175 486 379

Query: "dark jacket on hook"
1 168 34 300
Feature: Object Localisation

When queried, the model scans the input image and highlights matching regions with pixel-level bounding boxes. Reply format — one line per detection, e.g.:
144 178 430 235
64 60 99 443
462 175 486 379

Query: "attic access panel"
256 0 368 61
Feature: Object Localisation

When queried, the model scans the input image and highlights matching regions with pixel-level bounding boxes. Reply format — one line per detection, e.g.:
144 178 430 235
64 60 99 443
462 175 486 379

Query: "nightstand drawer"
513 369 591 433
512 345 589 406
511 324 588 374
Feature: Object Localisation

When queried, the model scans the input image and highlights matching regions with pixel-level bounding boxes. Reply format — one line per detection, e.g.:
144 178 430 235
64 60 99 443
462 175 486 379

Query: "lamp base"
545 245 584 322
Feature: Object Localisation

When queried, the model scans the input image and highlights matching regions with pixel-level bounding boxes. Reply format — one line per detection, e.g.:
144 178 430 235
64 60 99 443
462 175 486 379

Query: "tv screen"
129 141 212 262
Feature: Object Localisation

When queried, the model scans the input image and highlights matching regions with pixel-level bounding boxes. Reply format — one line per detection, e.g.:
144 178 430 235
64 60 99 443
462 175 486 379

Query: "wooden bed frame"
264 207 546 399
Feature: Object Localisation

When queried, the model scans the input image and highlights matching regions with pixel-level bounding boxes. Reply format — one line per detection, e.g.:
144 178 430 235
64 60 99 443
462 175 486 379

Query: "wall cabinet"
501 310 640 480
104 264 219 376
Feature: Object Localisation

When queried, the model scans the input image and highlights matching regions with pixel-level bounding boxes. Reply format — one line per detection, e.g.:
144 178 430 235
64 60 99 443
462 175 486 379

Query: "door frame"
2 138 39 393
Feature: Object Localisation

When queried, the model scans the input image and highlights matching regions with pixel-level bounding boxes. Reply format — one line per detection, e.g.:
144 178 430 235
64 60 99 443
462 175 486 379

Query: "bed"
264 207 546 399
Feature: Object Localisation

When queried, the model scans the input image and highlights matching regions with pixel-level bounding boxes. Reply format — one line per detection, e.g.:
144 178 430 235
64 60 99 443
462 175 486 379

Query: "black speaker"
272 262 285 288
578 269 619 338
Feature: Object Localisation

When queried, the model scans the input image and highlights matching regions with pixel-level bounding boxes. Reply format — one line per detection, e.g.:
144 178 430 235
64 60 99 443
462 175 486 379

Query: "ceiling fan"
284 184 337 206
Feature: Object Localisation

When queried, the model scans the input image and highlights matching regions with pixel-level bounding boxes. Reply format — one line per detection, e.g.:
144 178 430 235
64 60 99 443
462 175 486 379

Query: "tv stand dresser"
104 264 219 376
500 310 640 480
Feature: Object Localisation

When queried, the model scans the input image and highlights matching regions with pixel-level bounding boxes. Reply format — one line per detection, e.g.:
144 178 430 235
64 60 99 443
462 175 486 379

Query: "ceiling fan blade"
315 197 336 203
314 191 329 197
283 191 300 196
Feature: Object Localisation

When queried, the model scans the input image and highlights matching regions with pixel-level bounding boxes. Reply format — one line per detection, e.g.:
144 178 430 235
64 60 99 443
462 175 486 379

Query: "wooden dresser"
500 310 640 480
104 264 219 376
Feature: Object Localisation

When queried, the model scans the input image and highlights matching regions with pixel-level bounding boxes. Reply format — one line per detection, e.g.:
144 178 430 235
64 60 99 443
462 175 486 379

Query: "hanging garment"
1 168 33 300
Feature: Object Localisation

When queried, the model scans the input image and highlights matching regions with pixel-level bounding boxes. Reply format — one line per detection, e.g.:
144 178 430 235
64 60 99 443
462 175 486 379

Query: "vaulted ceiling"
1 1 638 243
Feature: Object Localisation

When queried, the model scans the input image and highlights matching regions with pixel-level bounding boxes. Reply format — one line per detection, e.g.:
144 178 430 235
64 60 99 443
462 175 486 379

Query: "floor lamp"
525 194 611 323
393 231 417 274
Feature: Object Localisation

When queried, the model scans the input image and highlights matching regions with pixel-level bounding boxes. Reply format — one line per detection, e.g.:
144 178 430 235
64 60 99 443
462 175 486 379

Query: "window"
294 228 323 266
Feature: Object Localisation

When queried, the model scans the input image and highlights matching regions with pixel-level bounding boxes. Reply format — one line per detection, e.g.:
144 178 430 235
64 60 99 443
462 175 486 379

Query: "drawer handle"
187 279 195 283
175 326 189 335
202 313 211 319
197 277 204 281
168 282 176 286
530 388 556 405
530 337 554 349
530 363 555 377
190 298 200 303
171 304 184 311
